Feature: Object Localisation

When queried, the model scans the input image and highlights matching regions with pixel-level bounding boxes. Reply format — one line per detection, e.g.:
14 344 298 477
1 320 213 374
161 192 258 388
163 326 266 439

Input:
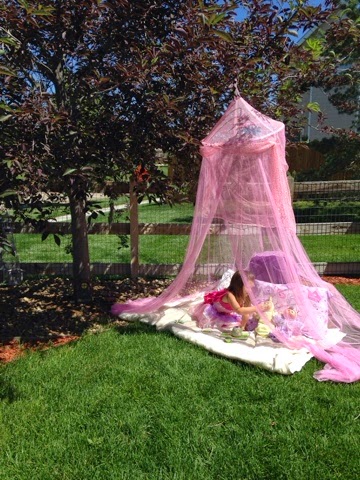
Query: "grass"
139 235 189 263
7 202 359 265
68 201 194 225
294 200 360 223
13 232 359 265
12 234 188 264
11 203 194 264
334 284 360 308
15 199 360 225
1 287 360 480
299 234 359 262
11 198 128 221
138 202 194 224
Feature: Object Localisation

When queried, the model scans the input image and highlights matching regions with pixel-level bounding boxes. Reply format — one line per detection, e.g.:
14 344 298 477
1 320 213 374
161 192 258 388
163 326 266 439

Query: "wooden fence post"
287 173 295 204
129 180 139 278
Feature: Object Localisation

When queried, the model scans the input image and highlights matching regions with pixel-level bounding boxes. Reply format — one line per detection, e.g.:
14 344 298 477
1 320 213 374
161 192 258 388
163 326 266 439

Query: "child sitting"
202 271 271 331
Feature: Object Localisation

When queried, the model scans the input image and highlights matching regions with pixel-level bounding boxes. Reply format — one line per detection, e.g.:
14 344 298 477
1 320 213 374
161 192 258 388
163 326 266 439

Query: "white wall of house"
302 87 356 142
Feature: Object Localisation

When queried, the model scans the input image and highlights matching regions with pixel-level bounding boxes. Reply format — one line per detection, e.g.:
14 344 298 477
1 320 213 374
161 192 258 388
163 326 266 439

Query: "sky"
235 1 325 22
235 1 326 41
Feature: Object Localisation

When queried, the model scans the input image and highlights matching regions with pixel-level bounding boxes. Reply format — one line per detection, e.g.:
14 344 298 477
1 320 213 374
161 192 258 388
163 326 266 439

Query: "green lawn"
7 201 359 265
12 197 360 224
12 233 189 264
11 198 129 222
294 200 360 223
138 202 194 224
299 234 359 263
334 284 360 308
90 200 194 224
13 232 359 265
1 283 360 480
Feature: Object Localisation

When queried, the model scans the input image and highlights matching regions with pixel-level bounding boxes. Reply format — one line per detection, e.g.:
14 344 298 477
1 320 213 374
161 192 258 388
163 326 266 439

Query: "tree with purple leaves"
0 1 357 301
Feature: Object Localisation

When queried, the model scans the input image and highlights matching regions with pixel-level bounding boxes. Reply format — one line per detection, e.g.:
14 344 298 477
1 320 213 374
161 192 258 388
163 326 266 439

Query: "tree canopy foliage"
0 0 358 299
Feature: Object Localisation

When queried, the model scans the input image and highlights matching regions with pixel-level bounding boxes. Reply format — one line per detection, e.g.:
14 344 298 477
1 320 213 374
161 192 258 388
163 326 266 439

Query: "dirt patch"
0 275 358 363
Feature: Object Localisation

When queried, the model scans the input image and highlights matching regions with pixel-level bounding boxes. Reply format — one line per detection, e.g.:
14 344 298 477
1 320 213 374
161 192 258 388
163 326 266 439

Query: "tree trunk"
69 187 92 303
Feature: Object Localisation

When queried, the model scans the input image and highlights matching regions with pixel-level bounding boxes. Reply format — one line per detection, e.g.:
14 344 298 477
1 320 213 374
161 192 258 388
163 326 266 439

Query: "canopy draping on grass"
112 96 360 383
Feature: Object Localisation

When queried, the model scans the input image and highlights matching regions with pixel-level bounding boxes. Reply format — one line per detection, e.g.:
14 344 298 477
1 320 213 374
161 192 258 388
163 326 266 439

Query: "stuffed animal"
273 305 303 338
255 297 275 337
263 296 275 321
282 306 297 320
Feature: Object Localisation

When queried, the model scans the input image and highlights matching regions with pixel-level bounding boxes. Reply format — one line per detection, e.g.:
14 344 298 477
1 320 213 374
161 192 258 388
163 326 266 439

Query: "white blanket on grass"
118 267 347 375
119 304 315 375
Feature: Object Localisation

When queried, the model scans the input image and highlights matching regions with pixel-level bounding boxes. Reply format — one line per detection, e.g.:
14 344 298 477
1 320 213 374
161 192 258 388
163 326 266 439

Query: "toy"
283 306 297 320
255 297 275 337
273 305 303 338
231 326 250 339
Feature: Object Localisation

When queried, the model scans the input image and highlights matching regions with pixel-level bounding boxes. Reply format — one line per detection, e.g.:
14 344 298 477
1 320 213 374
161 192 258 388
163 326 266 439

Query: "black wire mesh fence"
293 180 359 275
3 180 360 279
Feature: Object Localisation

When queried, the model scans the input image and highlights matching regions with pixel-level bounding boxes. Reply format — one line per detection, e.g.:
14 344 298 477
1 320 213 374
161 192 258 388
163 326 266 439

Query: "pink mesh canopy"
112 96 360 383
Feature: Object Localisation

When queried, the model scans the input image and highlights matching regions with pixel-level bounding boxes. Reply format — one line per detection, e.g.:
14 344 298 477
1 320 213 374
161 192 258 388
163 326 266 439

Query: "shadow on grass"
170 216 194 223
113 320 160 336
0 376 20 403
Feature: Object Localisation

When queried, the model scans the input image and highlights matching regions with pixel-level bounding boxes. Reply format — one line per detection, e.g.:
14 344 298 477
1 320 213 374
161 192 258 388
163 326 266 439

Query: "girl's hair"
228 271 255 302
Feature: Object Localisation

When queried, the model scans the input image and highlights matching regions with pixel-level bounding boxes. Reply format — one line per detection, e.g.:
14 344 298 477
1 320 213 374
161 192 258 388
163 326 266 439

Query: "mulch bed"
0 277 172 363
322 276 360 285
0 275 358 363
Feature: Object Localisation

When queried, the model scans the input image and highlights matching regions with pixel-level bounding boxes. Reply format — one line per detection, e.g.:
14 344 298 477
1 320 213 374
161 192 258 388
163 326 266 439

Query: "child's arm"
225 292 256 330
225 292 270 315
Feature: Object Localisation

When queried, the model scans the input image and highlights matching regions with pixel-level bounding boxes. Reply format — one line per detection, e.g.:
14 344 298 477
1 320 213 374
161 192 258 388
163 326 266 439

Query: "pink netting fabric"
112 96 360 383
